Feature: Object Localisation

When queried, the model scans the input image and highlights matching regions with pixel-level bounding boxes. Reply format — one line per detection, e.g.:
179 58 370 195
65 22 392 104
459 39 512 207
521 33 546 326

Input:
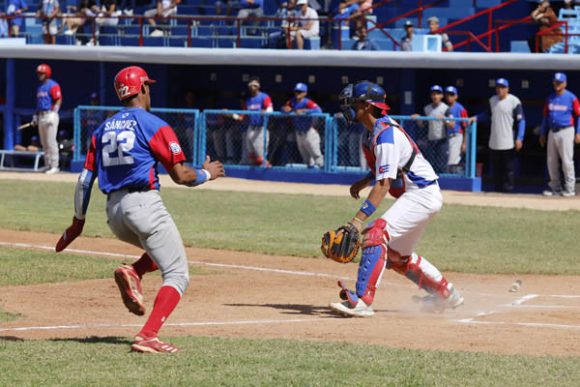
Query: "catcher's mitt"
321 222 361 264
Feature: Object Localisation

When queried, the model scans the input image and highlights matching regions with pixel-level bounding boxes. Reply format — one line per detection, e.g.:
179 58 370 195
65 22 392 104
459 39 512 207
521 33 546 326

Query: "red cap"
36 64 52 78
113 66 156 101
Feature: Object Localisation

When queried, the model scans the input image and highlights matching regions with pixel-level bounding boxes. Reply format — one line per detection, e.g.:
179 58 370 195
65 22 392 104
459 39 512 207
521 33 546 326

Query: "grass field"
1 178 580 385
0 179 579 274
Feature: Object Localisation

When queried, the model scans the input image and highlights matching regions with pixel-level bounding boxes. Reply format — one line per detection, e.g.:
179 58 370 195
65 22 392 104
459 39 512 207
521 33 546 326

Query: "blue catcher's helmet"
339 81 389 124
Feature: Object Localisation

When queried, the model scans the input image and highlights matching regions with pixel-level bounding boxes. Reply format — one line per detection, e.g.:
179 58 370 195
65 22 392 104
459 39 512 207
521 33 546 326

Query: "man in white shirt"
288 0 319 49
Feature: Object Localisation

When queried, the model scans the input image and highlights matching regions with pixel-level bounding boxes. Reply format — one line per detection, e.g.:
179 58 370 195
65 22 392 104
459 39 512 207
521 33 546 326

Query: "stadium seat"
190 37 213 48
99 34 118 46
305 37 320 50
510 40 530 53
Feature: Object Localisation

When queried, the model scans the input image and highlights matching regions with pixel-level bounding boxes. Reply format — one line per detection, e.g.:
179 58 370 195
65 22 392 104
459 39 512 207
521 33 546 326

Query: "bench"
0 150 45 172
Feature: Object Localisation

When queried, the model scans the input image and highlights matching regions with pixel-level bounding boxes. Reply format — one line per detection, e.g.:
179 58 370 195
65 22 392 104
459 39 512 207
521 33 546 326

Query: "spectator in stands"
531 0 562 53
412 85 450 174
64 0 99 37
288 0 319 50
469 78 526 193
145 0 180 36
234 77 273 166
267 0 297 48
6 0 28 37
427 16 453 52
281 82 324 168
400 20 413 51
238 0 263 19
444 86 468 174
38 0 60 44
96 0 121 27
539 72 580 197
351 26 377 50
0 12 8 38
335 0 369 39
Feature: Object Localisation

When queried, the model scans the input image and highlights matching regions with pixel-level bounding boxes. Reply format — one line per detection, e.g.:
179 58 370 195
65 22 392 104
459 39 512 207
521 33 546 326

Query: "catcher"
321 81 464 317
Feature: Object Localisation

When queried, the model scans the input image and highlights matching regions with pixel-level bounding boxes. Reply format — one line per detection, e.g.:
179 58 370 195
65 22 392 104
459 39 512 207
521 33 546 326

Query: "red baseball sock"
138 286 181 339
132 253 158 278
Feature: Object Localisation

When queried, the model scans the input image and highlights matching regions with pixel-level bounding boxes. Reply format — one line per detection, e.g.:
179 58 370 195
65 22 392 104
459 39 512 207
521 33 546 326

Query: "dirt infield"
1 229 579 357
1 172 579 356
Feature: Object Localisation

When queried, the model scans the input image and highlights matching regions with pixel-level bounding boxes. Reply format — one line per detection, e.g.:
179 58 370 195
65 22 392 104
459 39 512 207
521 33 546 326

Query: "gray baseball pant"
547 127 576 194
38 111 59 169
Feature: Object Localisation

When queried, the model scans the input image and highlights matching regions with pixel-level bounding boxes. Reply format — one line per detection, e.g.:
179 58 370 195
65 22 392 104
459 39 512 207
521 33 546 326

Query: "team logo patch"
378 164 390 174
169 142 182 154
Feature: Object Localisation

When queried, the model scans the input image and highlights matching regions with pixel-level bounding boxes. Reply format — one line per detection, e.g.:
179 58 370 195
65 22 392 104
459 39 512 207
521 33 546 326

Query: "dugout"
2 47 580 192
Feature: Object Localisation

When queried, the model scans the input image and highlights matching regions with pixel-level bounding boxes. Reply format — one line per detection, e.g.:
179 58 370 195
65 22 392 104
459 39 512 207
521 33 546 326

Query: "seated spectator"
336 0 371 39
531 0 562 52
267 0 297 48
64 0 99 36
96 0 121 27
351 26 378 50
427 16 453 52
400 20 413 51
287 0 319 50
6 0 28 37
38 0 60 45
238 0 263 20
145 0 180 36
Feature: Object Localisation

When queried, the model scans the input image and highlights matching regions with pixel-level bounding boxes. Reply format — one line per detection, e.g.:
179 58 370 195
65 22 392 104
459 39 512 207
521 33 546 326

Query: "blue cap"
496 78 509 88
445 86 458 95
430 85 443 93
554 72 567 83
294 82 308 92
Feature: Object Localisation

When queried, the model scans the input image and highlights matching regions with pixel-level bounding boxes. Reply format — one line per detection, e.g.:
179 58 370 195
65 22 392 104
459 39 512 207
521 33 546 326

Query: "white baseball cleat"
44 167 60 175
413 286 464 313
562 191 576 197
329 300 375 317
542 190 560 197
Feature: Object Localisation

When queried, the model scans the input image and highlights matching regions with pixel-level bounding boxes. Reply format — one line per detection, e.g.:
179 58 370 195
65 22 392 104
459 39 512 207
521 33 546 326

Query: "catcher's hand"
321 222 361 264
55 217 85 252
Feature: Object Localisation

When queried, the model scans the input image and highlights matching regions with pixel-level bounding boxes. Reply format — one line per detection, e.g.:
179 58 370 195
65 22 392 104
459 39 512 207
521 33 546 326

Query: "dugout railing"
73 107 477 180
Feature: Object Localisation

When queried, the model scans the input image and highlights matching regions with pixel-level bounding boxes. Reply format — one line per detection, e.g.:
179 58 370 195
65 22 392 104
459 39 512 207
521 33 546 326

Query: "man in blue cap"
469 78 526 192
281 82 324 167
412 85 450 174
539 72 580 197
444 86 468 174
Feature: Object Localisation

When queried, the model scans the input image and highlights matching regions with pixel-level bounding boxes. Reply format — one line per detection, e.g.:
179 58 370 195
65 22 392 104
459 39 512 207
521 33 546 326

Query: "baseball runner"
321 81 464 317
35 64 62 174
236 77 273 166
54 66 225 353
281 82 324 168
540 72 580 197
444 86 468 174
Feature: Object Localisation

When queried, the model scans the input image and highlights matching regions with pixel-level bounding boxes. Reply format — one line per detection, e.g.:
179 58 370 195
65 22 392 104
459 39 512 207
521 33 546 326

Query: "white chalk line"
455 319 580 331
511 294 539 306
0 241 350 280
0 317 327 333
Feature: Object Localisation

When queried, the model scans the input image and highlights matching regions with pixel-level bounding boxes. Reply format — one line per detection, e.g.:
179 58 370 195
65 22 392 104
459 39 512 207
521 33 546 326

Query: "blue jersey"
36 79 61 112
85 107 186 194
41 0 59 15
243 92 272 127
447 102 468 136
541 90 580 135
283 97 322 132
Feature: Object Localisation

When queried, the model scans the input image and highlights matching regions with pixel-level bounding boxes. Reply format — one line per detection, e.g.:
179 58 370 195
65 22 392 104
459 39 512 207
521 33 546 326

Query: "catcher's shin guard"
389 253 451 299
339 219 388 306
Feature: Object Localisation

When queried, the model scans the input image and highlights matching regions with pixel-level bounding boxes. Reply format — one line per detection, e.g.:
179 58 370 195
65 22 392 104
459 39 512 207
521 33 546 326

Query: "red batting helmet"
36 64 52 78
113 66 156 101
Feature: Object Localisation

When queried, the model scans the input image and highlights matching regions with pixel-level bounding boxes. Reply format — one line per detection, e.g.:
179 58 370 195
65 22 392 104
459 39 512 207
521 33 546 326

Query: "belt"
550 126 573 133
107 186 152 200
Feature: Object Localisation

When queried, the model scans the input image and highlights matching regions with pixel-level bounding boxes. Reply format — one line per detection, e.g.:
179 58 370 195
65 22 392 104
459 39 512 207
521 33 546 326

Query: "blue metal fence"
73 107 477 179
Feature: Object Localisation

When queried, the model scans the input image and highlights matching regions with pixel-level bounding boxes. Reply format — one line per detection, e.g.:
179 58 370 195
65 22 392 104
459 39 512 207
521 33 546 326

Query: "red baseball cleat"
131 336 180 353
114 264 145 316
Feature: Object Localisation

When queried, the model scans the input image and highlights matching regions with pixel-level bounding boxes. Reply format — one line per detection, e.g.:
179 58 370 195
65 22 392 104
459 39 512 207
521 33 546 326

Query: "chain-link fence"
73 106 200 163
73 107 476 178
201 110 331 169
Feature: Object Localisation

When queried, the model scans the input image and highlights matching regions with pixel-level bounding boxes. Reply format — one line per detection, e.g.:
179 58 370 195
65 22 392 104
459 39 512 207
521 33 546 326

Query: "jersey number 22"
102 131 135 167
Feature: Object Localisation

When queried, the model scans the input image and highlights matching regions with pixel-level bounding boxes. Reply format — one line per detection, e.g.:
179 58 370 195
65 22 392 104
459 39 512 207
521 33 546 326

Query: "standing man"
322 81 463 317
444 86 468 174
35 64 62 174
412 85 450 174
539 72 580 197
427 16 453 52
469 78 526 192
400 20 413 52
54 66 225 353
6 0 28 37
282 82 324 168
38 0 59 44
235 77 273 166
